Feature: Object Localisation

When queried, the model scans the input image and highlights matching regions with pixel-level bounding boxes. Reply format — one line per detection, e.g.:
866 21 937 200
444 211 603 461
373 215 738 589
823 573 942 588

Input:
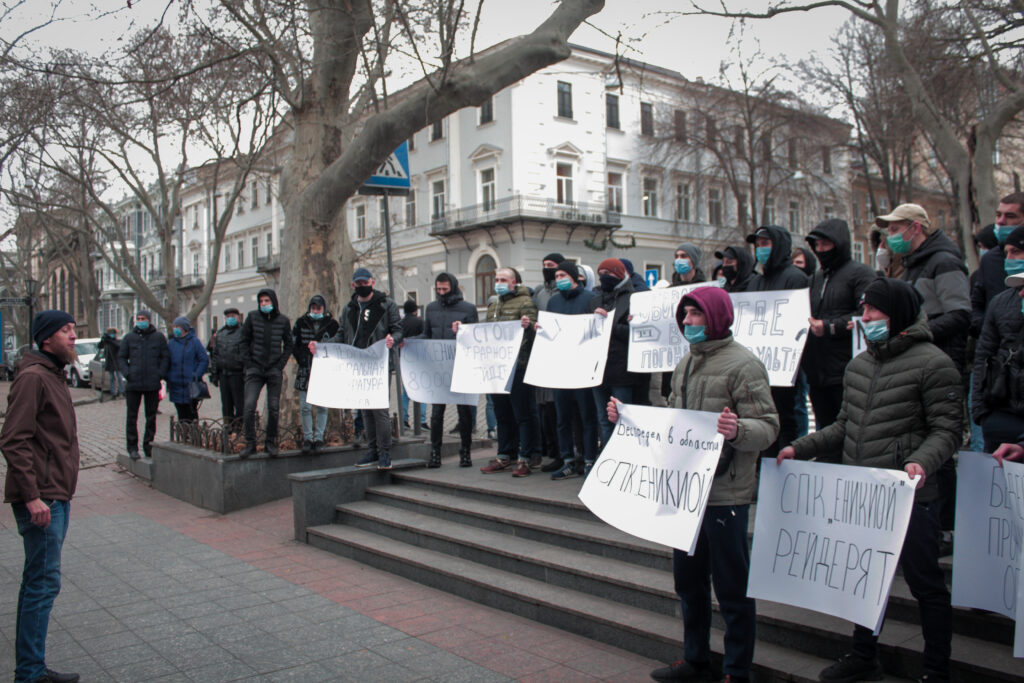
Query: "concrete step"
305 523 846 683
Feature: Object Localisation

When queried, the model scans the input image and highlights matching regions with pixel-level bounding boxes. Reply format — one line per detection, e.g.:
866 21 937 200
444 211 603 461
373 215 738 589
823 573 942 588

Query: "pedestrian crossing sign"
365 142 411 189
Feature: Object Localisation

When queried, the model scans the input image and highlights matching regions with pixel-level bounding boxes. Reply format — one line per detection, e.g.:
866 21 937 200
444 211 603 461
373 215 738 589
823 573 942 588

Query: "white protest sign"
627 282 709 374
578 404 723 554
851 316 867 358
729 289 811 386
524 311 612 389
400 339 478 406
450 321 524 395
747 458 916 632
306 339 389 409
951 453 1024 656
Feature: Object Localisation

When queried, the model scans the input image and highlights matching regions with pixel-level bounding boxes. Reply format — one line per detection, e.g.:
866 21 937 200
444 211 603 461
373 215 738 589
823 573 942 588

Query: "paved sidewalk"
0 466 660 682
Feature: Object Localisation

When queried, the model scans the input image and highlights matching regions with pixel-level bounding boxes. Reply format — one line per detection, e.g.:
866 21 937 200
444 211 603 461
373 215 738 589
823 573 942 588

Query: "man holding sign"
779 277 961 683
611 286 779 683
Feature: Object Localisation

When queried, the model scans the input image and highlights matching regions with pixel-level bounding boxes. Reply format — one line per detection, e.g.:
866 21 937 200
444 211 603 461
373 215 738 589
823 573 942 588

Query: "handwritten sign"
307 340 389 409
729 289 811 386
627 282 709 374
578 404 723 554
524 311 612 389
450 321 524 395
952 453 1024 656
400 339 478 406
747 458 916 631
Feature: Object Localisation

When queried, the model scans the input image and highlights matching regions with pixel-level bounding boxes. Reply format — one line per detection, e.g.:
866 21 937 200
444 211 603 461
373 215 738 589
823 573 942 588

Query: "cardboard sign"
524 311 612 389
747 458 916 631
307 340 389 409
626 282 709 374
578 404 723 554
952 452 1024 656
851 316 867 357
450 321 524 395
400 339 478 406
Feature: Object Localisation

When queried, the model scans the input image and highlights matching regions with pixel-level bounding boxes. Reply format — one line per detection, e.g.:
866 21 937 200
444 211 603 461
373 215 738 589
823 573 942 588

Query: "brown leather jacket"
1 351 80 503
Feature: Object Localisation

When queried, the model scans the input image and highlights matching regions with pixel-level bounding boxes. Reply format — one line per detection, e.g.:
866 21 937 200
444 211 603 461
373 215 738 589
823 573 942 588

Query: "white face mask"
875 247 891 271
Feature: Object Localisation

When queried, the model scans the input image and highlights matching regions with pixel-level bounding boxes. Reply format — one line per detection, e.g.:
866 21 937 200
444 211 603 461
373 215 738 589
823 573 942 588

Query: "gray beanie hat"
676 243 703 269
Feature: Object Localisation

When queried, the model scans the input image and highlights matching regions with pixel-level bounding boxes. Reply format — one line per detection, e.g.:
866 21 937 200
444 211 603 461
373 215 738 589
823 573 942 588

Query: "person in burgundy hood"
608 287 778 683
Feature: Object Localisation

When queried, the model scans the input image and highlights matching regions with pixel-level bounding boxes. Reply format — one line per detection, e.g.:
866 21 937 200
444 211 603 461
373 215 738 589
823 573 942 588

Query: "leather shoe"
37 669 80 683
239 443 256 459
264 442 279 457
127 449 140 460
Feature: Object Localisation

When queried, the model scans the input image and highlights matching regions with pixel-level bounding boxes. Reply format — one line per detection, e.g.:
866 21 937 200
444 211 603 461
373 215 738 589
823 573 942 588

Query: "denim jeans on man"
851 501 952 676
554 387 597 466
673 504 756 680
107 370 124 397
13 500 70 683
243 368 282 445
298 390 328 442
591 384 633 445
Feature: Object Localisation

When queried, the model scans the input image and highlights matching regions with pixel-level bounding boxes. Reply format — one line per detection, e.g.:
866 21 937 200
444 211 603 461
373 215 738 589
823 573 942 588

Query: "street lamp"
25 278 38 347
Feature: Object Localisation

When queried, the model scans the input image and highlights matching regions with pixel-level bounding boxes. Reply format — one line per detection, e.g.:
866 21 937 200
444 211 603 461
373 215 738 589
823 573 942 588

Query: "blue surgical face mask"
674 258 692 275
716 276 727 287
978 247 988 258
494 283 510 296
173 328 183 338
136 320 149 330
683 325 707 343
862 318 889 343
309 312 324 320
995 225 1016 244
1005 259 1024 276
260 304 273 314
555 277 573 291
755 246 771 265
225 317 238 327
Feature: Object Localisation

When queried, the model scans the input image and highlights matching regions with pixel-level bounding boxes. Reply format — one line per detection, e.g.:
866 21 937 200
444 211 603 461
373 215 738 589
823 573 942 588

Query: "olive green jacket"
668 335 779 506
485 284 538 369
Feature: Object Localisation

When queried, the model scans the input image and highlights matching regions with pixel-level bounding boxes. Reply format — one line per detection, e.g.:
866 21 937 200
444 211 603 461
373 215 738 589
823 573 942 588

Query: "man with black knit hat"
118 309 170 460
240 288 293 458
780 277 960 683
2 310 81 683
714 246 757 293
532 253 564 468
292 295 339 454
210 308 246 430
589 258 636 444
533 252 565 311
802 218 875 429
610 287 778 683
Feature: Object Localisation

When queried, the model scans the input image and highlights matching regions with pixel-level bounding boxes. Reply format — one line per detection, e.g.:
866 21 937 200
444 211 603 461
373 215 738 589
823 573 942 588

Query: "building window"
356 204 366 239
237 241 245 269
762 135 772 162
556 81 573 119
431 180 446 219
430 120 443 141
788 138 799 169
762 198 776 225
789 201 800 232
738 193 748 226
479 97 493 125
251 236 259 265
265 178 273 204
606 93 620 129
408 134 415 151
480 168 496 211
674 110 687 143
225 247 231 271
251 181 258 209
192 252 200 277
708 188 723 226
236 196 244 214
607 173 623 213
266 231 273 256
643 177 659 217
475 255 496 307
734 127 745 157
821 146 832 175
640 102 654 136
705 116 717 150
556 163 574 205
853 240 865 264
405 190 416 226
379 196 388 232
676 183 691 221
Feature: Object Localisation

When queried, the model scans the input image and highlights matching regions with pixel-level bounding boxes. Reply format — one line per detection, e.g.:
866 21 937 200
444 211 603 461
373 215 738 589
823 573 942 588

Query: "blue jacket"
167 331 210 404
546 285 595 315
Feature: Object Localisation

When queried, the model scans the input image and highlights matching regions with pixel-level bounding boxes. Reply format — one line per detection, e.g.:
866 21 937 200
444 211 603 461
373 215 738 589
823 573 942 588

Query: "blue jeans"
108 370 124 397
485 395 497 431
793 370 809 437
400 389 427 426
554 388 598 465
591 384 633 445
13 500 70 683
298 390 328 442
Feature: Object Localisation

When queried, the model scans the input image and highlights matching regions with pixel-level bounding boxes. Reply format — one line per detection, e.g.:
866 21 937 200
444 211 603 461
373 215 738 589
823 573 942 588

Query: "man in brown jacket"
1 310 81 683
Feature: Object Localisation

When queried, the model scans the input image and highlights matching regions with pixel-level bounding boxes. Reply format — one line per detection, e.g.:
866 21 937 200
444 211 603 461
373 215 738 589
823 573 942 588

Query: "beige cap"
875 204 931 232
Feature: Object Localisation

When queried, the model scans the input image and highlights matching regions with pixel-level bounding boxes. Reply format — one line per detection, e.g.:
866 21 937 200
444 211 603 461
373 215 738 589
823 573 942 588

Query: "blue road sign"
365 141 411 190
645 269 659 287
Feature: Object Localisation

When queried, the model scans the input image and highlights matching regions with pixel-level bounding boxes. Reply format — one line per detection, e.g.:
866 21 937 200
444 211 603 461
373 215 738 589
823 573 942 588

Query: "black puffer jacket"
241 288 293 373
292 295 340 391
422 274 478 340
749 225 809 291
802 219 877 387
333 290 403 349
900 229 970 375
718 246 758 293
588 276 635 386
972 285 1024 423
118 324 170 392
970 247 1008 337
209 324 247 378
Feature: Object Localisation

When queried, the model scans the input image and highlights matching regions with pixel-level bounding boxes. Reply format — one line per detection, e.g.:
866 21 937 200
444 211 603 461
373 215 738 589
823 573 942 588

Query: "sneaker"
128 449 140 460
377 452 392 470
480 458 511 474
917 673 950 683
551 462 581 481
649 659 713 682
428 449 442 468
264 442 279 457
818 653 884 683
541 457 564 473
355 451 379 468
511 461 531 477
313 440 324 453
42 668 80 683
459 449 472 467
529 454 543 470
486 429 495 440
583 461 594 477
239 443 256 459
302 440 313 455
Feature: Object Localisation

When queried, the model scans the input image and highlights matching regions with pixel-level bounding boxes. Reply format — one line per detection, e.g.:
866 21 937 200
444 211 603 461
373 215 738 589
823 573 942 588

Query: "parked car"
65 337 100 388
0 344 30 381
88 346 113 391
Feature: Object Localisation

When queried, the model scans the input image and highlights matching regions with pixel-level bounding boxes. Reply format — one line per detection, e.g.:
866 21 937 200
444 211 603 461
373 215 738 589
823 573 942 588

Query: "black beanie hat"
403 300 418 314
543 252 565 264
861 278 922 337
33 310 75 347
555 260 580 282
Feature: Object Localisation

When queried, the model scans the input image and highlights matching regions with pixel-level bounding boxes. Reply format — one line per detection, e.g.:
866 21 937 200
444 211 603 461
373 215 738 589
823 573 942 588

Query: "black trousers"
430 403 472 451
125 390 159 454
243 369 283 445
220 373 245 422
174 402 199 421
808 383 844 431
762 386 797 460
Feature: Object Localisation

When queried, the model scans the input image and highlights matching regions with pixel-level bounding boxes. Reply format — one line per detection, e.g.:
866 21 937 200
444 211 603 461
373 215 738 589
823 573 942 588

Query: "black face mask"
816 248 841 272
543 267 557 283
722 265 738 282
599 274 620 292
354 284 373 298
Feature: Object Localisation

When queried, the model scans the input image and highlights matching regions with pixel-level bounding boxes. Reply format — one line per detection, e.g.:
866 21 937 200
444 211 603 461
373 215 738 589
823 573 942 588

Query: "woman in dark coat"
167 316 210 422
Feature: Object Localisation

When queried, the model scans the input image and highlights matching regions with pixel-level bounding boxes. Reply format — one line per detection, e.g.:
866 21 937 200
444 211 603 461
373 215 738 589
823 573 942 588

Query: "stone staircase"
294 451 1021 682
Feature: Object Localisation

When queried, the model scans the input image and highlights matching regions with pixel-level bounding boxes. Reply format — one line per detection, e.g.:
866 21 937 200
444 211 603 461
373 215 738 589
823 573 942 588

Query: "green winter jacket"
486 284 538 369
668 335 779 506
790 313 962 502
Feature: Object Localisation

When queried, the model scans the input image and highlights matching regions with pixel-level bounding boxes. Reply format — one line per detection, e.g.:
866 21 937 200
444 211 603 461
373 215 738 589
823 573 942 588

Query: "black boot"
459 448 472 468
428 448 442 468
239 443 256 459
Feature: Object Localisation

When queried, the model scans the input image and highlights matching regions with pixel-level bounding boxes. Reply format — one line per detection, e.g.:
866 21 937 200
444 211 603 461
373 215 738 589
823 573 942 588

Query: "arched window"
475 255 496 307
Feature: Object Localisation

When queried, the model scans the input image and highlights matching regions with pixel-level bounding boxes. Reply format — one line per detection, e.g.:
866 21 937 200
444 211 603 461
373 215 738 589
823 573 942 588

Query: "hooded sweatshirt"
747 225 809 291
292 294 340 391
422 274 478 340
241 288 293 372
716 246 758 293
